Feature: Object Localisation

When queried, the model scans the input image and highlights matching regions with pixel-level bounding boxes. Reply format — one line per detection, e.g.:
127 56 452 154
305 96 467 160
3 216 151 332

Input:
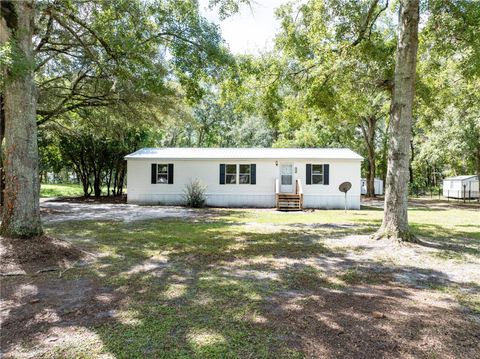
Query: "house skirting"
127 193 360 210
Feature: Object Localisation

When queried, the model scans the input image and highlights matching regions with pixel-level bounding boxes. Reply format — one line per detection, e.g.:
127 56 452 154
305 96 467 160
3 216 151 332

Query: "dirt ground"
1 200 479 358
2 274 479 358
362 195 480 210
271 287 479 358
40 201 199 223
0 236 87 275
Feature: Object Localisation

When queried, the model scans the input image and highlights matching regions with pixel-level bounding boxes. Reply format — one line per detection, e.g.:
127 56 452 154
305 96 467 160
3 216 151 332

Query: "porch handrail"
275 178 280 208
296 179 303 195
296 179 304 209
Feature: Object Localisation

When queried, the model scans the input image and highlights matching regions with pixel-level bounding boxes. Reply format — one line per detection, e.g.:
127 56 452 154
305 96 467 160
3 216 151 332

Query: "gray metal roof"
125 147 363 160
443 175 478 181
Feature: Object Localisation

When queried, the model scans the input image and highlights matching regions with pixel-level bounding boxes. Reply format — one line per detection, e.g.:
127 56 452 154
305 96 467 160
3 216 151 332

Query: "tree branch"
140 31 205 52
35 13 53 52
351 0 389 47
63 10 119 59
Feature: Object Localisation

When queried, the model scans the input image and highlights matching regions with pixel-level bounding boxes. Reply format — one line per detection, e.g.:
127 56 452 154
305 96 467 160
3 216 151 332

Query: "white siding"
443 179 479 198
127 158 361 209
360 178 384 195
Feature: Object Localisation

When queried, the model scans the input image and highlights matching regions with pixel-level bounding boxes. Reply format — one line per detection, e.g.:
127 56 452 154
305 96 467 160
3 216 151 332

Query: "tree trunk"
379 118 390 185
106 167 113 196
81 177 90 197
113 161 122 196
360 117 377 198
0 94 5 207
1 1 43 238
93 172 102 197
476 148 480 202
79 168 90 197
367 154 376 197
409 138 414 184
375 0 419 242
117 165 126 196
112 169 117 196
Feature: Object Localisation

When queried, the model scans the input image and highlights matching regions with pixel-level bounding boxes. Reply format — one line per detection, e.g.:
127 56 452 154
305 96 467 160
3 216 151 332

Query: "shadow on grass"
407 207 449 211
410 222 480 256
352 215 480 257
1 215 479 358
360 205 383 211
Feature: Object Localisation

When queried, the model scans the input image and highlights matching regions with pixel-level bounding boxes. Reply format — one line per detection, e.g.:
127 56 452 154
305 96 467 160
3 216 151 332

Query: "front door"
280 164 294 193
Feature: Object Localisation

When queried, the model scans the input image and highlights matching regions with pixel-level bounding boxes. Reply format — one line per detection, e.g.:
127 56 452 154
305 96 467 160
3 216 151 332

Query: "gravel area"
41 201 199 223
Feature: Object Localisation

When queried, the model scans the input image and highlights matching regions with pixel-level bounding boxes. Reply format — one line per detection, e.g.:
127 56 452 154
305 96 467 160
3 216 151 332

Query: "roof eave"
125 156 363 161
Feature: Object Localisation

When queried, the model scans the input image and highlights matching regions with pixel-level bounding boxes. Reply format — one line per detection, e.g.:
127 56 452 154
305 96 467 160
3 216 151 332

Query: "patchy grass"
338 268 391 285
431 250 466 261
428 283 480 314
458 291 480 314
2 205 480 358
282 265 342 290
40 183 84 198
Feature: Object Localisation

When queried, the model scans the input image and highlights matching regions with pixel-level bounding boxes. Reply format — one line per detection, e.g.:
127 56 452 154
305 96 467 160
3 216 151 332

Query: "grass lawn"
40 183 84 198
40 184 120 198
1 204 479 358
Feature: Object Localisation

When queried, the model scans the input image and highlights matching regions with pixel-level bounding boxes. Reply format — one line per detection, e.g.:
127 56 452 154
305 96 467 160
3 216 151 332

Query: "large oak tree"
375 0 419 241
1 1 42 238
0 0 239 238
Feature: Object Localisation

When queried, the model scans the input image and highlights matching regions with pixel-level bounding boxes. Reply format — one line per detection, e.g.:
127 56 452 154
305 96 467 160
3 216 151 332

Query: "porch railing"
275 178 280 207
296 179 304 209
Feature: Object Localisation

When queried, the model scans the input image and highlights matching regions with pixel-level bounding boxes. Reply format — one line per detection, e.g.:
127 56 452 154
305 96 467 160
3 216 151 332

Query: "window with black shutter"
168 163 174 184
151 164 157 184
312 164 324 184
307 164 330 185
239 164 251 184
156 164 169 183
220 164 226 184
225 164 237 184
323 164 329 185
306 164 312 185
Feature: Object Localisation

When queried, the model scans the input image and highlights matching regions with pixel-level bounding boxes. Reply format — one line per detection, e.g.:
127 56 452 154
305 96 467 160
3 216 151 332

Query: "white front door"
280 164 294 193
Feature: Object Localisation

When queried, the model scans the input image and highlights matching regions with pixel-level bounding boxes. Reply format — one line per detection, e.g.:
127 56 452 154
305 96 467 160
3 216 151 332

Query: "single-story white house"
443 175 479 199
125 148 362 210
360 178 384 195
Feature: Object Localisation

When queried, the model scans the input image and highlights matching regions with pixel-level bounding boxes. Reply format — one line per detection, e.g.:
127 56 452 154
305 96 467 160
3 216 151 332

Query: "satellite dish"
338 182 352 212
339 182 352 193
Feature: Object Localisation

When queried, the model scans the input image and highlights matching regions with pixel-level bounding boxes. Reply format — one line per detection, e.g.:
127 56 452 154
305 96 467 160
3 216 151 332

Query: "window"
312 164 324 184
157 164 168 184
239 164 251 184
225 164 237 184
281 164 293 185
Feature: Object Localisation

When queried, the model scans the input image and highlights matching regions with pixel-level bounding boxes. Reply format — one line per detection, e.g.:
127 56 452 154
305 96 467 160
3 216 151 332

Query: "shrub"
183 179 207 208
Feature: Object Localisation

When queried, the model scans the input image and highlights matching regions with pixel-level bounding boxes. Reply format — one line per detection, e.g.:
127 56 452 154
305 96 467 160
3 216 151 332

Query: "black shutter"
151 163 157 184
306 164 312 185
220 164 225 184
324 164 330 185
251 164 256 184
168 163 174 184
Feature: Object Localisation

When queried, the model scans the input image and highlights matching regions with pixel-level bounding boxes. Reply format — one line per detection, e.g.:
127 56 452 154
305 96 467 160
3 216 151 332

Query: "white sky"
199 0 289 55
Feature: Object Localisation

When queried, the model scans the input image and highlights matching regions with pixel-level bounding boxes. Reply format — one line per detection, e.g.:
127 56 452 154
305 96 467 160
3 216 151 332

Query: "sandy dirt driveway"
40 201 200 223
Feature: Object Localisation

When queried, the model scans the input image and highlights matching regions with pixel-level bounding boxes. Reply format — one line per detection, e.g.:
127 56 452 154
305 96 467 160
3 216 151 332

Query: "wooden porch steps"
277 193 302 211
275 178 304 211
